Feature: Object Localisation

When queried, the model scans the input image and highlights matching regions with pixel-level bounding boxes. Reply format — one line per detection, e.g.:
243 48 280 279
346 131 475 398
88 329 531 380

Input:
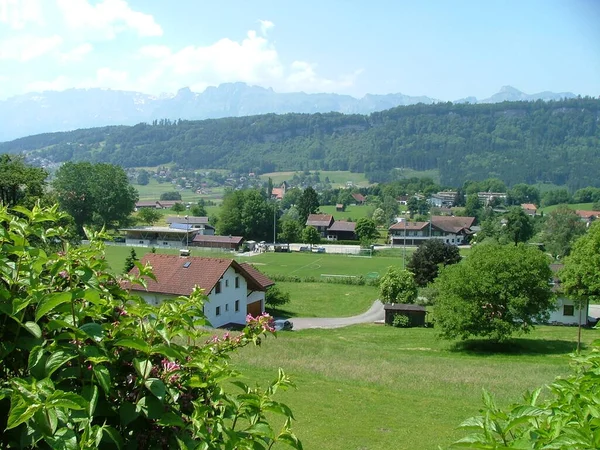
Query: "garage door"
247 300 262 317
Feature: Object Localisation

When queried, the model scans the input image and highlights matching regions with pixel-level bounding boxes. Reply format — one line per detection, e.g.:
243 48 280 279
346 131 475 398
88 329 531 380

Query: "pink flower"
161 358 180 372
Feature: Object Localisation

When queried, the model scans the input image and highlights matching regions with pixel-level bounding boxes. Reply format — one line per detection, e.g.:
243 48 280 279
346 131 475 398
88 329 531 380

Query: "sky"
0 0 599 101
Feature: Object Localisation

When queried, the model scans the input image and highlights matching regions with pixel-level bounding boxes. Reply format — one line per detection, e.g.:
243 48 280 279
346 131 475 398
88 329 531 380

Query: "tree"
372 207 386 226
407 239 461 286
297 187 319 223
559 221 600 352
122 247 138 273
0 204 301 449
355 217 379 244
218 190 245 237
507 183 540 206
302 225 321 245
464 194 482 219
137 207 162 225
53 162 138 232
406 197 419 218
541 205 586 259
265 285 291 308
171 202 185 213
191 199 207 217
160 191 182 201
503 207 534 245
279 219 303 243
240 190 275 242
136 169 150 185
433 243 554 342
379 267 418 304
0 154 47 207
281 187 303 209
453 187 465 207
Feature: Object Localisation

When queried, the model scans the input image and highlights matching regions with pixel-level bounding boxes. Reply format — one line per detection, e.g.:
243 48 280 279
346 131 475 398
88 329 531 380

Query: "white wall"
548 297 587 325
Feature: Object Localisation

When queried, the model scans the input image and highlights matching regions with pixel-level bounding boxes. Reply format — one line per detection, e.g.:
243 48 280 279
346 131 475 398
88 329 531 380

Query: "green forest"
2 97 599 189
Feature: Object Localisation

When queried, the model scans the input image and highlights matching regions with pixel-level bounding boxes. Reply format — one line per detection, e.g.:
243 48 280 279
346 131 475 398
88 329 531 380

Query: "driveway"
288 300 385 330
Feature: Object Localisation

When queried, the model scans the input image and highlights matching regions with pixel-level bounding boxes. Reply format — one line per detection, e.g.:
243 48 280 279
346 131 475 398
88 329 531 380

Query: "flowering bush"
0 204 302 449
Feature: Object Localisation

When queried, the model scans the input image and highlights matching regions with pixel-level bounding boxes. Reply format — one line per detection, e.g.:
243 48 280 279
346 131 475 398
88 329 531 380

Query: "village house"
575 210 600 224
521 203 538 216
192 235 244 251
428 191 457 208
166 216 215 235
270 181 288 201
306 214 335 237
351 193 366 205
548 264 590 326
388 216 475 246
124 254 273 328
305 214 357 241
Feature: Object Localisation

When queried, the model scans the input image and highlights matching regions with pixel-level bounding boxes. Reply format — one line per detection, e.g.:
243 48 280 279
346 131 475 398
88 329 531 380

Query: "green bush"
0 204 301 449
392 314 410 328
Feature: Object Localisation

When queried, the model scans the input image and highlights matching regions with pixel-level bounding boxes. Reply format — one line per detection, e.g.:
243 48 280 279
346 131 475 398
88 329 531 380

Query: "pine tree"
123 248 138 274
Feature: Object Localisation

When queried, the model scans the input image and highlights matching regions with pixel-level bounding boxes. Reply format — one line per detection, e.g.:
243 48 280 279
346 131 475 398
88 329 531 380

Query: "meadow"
133 178 225 203
539 202 595 214
259 170 371 188
318 204 373 221
232 324 598 450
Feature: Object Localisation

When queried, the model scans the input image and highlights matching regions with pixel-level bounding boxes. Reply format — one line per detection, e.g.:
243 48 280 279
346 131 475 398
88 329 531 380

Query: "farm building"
384 304 427 327
388 216 475 246
548 264 590 326
123 254 274 328
192 235 244 251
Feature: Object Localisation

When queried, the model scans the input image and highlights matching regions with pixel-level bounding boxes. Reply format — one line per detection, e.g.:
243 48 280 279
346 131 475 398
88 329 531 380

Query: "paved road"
589 304 600 318
288 300 385 330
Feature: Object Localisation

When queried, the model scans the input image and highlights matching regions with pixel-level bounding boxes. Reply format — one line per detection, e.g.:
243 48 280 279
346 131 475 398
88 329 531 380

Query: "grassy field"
232 324 598 450
133 179 225 203
539 202 595 215
394 168 441 184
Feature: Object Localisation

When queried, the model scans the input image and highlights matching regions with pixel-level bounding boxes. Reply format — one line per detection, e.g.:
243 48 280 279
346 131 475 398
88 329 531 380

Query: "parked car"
273 319 293 331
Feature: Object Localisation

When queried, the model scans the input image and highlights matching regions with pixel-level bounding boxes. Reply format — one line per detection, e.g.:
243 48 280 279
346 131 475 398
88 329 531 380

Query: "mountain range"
0 83 578 142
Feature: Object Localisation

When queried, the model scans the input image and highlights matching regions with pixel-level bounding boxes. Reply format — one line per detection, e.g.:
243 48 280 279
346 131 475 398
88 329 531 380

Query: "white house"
123 254 274 328
548 263 589 326
388 216 475 246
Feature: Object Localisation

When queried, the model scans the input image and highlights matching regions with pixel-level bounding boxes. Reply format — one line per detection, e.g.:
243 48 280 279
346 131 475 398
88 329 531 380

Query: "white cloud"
0 0 44 29
56 0 163 39
26 75 71 92
259 19 274 36
134 23 358 95
60 42 93 62
0 34 63 61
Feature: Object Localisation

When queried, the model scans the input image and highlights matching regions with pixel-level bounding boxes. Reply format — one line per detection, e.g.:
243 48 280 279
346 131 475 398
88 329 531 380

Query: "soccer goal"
348 247 373 258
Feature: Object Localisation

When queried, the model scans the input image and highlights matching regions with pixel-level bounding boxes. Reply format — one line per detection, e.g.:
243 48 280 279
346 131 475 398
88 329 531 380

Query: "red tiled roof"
352 193 366 202
306 214 334 227
389 221 429 231
575 210 600 219
123 253 263 296
271 188 284 200
192 235 244 244
521 203 537 210
328 220 356 232
238 263 275 289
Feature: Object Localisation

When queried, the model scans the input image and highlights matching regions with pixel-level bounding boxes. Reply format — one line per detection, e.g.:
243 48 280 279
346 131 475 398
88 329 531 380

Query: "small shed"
384 303 427 327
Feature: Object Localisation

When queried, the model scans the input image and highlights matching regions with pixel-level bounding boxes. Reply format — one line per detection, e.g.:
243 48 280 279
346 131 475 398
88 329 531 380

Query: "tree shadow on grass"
265 308 294 319
449 338 585 356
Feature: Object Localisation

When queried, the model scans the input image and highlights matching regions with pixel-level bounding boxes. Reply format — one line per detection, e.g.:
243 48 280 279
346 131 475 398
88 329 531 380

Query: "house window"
163 241 168 245
225 304 229 311
563 305 575 316
235 277 240 288
139 240 144 244
235 300 239 312
225 279 229 287
215 281 221 294
216 306 221 316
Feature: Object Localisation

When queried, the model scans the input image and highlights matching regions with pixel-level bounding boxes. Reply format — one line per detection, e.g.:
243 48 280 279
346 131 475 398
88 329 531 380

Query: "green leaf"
35 291 73 321
277 432 303 450
133 358 153 379
82 385 99 417
23 321 42 338
82 288 103 305
102 426 124 450
158 412 186 427
79 322 104 342
46 391 87 410
45 350 77 377
6 399 41 430
119 402 138 427
136 395 164 419
245 422 274 439
115 337 151 353
151 343 184 360
28 346 46 379
93 365 111 394
145 378 166 401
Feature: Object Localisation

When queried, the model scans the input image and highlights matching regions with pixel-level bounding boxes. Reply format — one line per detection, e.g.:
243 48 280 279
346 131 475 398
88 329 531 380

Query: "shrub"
0 204 301 449
392 314 410 328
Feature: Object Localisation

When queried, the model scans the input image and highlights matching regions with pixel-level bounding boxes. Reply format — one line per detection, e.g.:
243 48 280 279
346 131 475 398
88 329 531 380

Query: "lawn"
133 179 226 203
539 202 595 215
319 204 373 221
231 324 599 450
269 282 377 318
259 170 370 188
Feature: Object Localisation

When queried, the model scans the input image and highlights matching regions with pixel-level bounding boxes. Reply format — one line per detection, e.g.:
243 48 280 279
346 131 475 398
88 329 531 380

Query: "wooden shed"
384 303 427 327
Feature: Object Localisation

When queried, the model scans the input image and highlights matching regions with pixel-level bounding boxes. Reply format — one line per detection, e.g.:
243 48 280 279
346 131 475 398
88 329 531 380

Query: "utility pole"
402 218 407 269
185 204 190 249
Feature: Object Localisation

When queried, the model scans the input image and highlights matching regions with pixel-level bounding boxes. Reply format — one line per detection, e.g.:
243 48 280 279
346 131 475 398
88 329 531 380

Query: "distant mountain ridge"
0 83 578 142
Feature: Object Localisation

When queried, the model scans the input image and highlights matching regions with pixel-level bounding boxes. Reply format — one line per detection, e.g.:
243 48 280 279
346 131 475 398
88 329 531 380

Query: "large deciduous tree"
218 189 276 241
541 205 586 259
53 162 138 232
297 187 319 223
0 154 47 207
301 225 321 245
355 217 379 244
503 207 534 246
137 207 162 225
407 239 461 286
433 243 554 342
379 267 418 304
559 221 600 352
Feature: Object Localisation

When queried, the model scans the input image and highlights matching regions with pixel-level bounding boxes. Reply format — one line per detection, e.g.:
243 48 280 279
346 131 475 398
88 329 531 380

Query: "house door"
247 300 263 317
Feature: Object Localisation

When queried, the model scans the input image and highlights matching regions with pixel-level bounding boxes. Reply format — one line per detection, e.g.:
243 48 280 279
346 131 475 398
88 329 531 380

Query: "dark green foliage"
279 219 303 243
160 191 182 201
354 217 378 244
123 247 138 273
0 154 47 207
297 187 319 223
407 239 462 286
137 207 162 225
504 207 534 245
265 285 291 308
434 243 554 342
136 169 150 185
541 205 586 259
5 98 600 189
379 267 418 304
392 314 410 328
171 202 185 212
507 183 540 206
541 189 572 207
53 162 138 233
218 189 275 241
301 226 321 245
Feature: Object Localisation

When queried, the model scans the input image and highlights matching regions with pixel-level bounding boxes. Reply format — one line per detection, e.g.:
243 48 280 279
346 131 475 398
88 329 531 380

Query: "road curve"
288 300 385 330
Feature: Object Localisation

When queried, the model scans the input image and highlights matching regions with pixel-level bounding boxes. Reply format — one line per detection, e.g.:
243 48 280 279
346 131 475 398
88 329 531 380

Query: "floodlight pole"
185 204 190 249
403 219 406 269
273 200 277 246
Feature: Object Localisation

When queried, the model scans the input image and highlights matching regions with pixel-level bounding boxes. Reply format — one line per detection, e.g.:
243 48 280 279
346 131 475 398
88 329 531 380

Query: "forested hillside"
2 98 599 189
